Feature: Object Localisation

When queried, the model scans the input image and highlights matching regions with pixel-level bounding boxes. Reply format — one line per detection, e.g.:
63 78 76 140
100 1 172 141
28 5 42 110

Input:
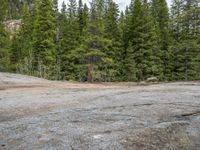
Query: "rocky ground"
0 72 200 150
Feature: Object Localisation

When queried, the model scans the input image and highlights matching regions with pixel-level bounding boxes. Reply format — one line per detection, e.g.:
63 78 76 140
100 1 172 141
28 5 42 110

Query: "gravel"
0 73 200 150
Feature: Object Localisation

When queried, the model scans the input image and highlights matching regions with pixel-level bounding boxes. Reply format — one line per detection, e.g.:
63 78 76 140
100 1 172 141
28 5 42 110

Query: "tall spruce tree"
58 1 84 80
78 0 113 82
78 0 84 35
171 0 200 80
151 0 174 80
11 4 34 74
6 0 34 20
171 0 185 42
65 0 81 80
126 0 163 81
119 7 132 80
0 0 10 71
104 0 120 81
58 2 69 79
53 0 62 80
151 0 171 49
32 0 56 79
124 43 137 81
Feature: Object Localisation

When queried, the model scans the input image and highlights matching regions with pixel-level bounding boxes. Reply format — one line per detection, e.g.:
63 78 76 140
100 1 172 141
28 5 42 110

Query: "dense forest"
0 0 199 82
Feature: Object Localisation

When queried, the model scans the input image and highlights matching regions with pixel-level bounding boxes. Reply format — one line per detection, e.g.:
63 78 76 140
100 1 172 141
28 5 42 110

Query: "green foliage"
126 0 163 81
0 25 10 71
59 0 80 80
11 4 34 74
124 43 137 81
80 0 114 82
171 0 200 80
151 0 171 50
0 0 10 72
3 0 200 82
32 0 56 79
104 0 121 81
6 0 33 20
151 0 173 80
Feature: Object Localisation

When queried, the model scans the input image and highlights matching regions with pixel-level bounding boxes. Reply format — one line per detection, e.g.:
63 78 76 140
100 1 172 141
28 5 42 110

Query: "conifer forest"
0 0 199 82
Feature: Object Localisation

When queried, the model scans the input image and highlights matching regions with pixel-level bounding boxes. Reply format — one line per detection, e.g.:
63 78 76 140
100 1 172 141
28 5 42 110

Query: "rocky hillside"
4 19 21 33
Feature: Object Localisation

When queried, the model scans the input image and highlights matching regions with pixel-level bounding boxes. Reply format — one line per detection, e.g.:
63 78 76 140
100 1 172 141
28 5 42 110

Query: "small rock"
93 135 103 139
146 77 158 83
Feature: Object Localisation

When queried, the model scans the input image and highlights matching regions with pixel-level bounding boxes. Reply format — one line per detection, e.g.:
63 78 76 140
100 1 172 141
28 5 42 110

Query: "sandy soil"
0 73 200 150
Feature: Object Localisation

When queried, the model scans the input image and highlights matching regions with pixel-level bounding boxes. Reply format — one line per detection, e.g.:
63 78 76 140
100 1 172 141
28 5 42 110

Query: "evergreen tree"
64 0 80 80
78 0 84 35
124 43 137 81
68 0 77 20
11 4 34 74
104 0 121 81
53 0 59 42
53 0 62 80
53 0 59 13
58 2 69 79
171 0 185 42
32 0 56 79
58 1 84 80
0 0 10 71
6 0 33 20
119 7 132 80
171 0 200 80
83 4 89 30
127 0 163 81
1 0 199 82
151 0 171 49
104 0 119 39
78 0 113 82
151 0 174 80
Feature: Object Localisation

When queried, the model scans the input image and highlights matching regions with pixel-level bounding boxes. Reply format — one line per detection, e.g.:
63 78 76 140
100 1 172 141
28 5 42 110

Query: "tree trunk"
87 63 93 82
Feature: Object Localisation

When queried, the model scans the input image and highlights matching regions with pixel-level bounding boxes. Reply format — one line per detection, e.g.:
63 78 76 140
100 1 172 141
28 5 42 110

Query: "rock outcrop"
4 19 21 33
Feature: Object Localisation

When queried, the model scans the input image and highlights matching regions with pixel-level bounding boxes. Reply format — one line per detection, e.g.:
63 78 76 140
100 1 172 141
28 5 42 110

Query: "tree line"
0 0 199 82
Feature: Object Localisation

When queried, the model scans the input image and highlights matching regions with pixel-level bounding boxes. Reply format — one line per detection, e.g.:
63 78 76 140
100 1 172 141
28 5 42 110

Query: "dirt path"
0 73 200 150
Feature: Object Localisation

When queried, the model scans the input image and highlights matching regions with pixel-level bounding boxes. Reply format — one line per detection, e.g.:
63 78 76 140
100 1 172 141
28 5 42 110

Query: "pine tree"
83 3 89 30
151 0 171 49
2 0 199 82
58 2 69 79
78 0 113 82
171 0 200 80
64 0 80 80
0 0 10 71
11 4 34 74
104 0 119 39
6 0 33 20
77 1 89 40
52 0 62 80
171 0 185 80
53 0 59 43
151 0 174 80
103 0 120 81
32 0 56 79
127 0 163 81
171 0 185 42
68 0 77 20
78 0 84 35
181 0 200 80
124 43 137 81
58 1 84 80
118 7 132 80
